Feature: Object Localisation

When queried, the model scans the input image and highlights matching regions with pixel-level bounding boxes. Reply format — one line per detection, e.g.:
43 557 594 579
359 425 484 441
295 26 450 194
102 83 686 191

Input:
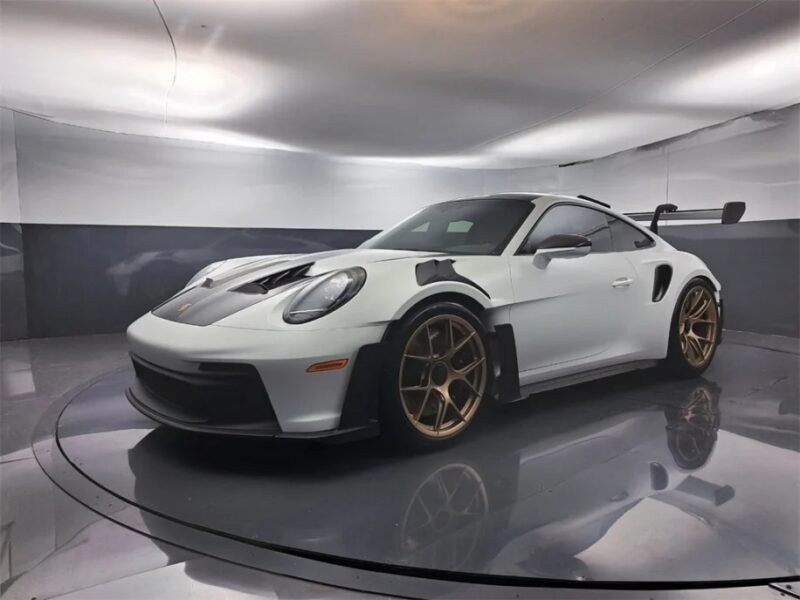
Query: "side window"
608 217 654 251
521 205 612 254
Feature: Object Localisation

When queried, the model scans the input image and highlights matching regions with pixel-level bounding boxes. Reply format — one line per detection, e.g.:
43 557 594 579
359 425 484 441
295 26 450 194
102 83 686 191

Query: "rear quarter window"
608 217 654 251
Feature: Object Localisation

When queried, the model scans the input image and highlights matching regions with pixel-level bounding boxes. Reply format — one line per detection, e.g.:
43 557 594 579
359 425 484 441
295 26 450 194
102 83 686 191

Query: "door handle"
611 277 634 288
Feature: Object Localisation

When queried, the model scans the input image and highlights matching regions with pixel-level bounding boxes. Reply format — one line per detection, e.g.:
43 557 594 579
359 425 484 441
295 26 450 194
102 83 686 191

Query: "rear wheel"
381 302 491 449
665 279 720 376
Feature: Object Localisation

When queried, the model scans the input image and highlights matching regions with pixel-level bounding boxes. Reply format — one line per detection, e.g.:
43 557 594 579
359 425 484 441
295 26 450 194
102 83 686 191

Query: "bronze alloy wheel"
678 286 719 368
398 314 488 438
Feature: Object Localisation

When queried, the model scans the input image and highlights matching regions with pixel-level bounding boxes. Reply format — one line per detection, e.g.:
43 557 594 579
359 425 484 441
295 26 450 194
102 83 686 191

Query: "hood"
152 248 440 326
205 248 440 286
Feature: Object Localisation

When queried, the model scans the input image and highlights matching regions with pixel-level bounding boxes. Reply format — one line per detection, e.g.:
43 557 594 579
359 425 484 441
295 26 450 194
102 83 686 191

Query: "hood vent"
234 263 314 295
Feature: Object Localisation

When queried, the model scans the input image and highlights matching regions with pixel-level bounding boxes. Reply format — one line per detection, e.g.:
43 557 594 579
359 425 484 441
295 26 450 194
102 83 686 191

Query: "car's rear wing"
625 202 746 234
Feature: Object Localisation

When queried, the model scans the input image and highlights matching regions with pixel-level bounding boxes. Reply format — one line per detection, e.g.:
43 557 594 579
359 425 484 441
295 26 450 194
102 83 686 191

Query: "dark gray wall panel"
661 219 799 338
0 223 28 341
3 220 798 339
19 225 376 338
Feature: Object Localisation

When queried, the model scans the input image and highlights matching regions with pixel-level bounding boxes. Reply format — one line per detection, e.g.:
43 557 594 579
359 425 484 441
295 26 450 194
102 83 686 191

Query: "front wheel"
664 278 720 376
380 302 491 450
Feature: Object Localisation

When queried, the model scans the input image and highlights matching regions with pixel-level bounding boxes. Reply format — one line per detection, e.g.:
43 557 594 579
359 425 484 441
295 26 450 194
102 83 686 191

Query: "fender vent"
652 264 673 302
235 263 313 294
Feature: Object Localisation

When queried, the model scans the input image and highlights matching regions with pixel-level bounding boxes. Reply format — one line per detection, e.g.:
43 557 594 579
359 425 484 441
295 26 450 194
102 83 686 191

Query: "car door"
508 203 639 381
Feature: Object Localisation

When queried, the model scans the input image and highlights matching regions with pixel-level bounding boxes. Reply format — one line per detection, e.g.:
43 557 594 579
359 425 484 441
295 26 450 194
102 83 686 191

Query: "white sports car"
126 193 744 447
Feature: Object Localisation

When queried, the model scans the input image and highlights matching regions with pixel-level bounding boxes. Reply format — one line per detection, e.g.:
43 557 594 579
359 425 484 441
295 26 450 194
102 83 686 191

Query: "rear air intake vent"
235 263 313 294
652 264 673 302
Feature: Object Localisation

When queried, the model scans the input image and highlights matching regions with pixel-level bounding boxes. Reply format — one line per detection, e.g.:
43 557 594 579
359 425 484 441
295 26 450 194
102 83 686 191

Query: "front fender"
390 281 494 321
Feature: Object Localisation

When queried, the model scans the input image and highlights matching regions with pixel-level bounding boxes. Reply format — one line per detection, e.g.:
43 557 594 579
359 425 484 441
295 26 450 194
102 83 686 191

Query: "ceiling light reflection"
160 49 282 121
660 30 800 109
343 154 486 169
486 112 709 163
162 124 305 153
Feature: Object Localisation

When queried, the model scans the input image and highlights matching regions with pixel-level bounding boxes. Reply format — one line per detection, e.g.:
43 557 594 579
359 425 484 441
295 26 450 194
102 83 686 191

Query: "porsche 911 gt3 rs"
126 193 743 447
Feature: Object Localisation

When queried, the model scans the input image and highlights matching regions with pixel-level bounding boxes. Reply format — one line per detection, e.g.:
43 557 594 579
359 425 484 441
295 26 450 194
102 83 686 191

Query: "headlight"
187 260 225 287
283 268 366 324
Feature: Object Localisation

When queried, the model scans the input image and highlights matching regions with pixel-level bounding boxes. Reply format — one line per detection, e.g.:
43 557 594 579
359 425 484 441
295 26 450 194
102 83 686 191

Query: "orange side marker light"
306 358 349 373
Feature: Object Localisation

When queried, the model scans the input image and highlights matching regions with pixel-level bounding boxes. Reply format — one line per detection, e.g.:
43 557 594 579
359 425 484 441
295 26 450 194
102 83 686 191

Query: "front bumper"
126 312 387 436
127 354 283 436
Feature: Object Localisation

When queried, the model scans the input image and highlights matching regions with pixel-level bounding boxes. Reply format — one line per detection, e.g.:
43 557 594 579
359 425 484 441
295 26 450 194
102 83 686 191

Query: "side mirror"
533 234 592 267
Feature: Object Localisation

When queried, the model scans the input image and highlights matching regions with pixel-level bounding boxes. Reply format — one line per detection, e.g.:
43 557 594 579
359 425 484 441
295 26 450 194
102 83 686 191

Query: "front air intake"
235 263 313 294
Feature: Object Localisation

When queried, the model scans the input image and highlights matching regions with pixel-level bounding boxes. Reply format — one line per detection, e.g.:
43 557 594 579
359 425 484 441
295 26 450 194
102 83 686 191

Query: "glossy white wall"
5 112 488 229
488 105 800 222
0 109 21 223
2 104 798 228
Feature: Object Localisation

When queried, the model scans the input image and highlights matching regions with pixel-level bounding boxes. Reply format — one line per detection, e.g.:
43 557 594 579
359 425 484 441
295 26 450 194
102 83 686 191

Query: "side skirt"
516 360 659 399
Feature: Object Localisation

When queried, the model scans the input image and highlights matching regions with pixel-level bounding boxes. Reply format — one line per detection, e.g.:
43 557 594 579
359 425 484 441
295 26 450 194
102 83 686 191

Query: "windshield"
360 198 535 255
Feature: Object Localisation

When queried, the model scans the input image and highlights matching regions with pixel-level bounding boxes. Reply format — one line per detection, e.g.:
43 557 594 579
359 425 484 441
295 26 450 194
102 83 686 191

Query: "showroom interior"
1 0 799 598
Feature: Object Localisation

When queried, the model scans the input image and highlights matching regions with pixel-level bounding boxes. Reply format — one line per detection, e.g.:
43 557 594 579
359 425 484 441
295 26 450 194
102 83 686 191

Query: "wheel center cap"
430 362 450 386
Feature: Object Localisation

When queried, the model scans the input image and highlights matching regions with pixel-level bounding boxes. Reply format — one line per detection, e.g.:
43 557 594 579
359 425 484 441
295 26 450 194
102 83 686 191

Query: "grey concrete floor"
1 332 798 599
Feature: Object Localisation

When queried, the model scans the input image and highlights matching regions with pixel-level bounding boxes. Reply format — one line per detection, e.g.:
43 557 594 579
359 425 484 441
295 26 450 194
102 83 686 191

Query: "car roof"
475 192 542 201
459 192 605 209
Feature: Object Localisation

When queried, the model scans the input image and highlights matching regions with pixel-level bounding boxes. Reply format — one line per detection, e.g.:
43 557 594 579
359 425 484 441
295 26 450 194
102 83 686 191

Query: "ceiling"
1 0 799 168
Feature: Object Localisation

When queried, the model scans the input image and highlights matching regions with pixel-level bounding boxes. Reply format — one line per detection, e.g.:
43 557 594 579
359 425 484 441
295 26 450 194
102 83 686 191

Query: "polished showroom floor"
2 331 798 599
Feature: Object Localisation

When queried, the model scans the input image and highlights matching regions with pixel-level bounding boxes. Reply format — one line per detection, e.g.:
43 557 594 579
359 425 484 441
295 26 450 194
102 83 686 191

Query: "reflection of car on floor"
129 379 726 579
126 193 745 447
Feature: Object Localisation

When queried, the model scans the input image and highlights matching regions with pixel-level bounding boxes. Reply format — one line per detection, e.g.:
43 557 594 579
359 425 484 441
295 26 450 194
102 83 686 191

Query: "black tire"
380 301 492 450
664 278 720 377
